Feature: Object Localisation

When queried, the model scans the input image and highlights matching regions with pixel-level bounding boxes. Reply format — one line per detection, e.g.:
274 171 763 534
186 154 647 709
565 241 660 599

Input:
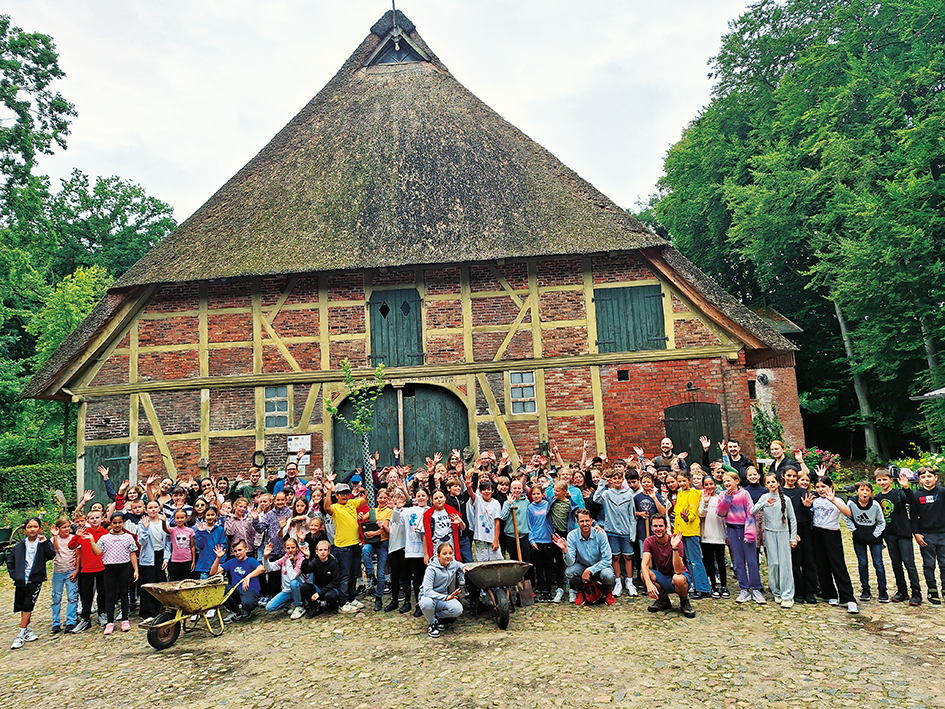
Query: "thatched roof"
114 10 664 288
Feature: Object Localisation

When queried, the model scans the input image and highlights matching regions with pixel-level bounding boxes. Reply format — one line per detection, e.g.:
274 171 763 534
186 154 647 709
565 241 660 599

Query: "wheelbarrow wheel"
494 588 510 630
147 612 181 650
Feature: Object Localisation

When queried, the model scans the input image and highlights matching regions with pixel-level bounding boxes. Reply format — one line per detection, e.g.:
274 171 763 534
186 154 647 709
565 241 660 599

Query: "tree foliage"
649 0 945 457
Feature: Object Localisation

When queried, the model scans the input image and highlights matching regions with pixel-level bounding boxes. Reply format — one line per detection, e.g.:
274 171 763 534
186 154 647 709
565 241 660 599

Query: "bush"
798 447 842 476
890 446 945 474
0 462 76 508
752 404 785 456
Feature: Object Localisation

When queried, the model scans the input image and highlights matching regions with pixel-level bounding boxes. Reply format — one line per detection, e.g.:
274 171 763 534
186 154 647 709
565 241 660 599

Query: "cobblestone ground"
1 557 944 709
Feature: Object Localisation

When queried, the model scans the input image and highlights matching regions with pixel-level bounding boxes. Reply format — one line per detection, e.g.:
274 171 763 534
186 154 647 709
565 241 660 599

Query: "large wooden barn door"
82 443 131 503
368 288 423 367
332 385 469 472
663 403 723 461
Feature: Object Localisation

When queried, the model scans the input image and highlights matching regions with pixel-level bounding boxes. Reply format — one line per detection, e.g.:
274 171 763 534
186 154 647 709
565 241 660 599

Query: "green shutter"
593 285 666 352
83 443 131 501
369 288 423 367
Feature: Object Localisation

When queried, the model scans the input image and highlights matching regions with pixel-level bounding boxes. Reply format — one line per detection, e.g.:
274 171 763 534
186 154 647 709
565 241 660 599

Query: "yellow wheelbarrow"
141 575 237 650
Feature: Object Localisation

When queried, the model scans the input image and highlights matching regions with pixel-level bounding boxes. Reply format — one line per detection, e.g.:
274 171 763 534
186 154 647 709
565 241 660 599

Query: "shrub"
890 445 945 474
798 447 842 476
752 404 785 456
0 462 76 508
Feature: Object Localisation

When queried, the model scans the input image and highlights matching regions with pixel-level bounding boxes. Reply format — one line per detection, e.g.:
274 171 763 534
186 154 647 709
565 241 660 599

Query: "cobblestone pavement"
1 568 944 709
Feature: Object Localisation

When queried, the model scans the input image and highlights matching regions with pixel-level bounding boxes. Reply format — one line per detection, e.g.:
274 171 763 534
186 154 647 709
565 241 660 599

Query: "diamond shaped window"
400 300 411 317
379 302 391 319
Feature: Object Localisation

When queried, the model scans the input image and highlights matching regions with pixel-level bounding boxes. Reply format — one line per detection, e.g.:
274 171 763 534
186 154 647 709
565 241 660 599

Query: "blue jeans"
333 544 361 604
682 535 712 593
853 541 887 595
265 578 303 611
51 571 78 628
362 540 389 599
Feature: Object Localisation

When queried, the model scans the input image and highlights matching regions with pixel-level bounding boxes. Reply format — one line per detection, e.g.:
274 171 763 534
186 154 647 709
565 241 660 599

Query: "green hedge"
0 462 76 508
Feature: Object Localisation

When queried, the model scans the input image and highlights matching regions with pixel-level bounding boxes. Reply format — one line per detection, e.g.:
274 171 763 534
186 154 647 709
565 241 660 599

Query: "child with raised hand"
812 472 858 613
673 470 711 600
223 496 255 556
402 487 430 616
8 518 55 649
262 538 307 619
716 471 764 604
300 539 341 617
465 473 502 562
527 483 554 602
419 542 467 639
211 540 264 620
782 468 819 604
69 509 109 632
195 506 227 579
423 489 466 564
843 480 888 603
751 474 797 607
49 516 79 634
93 511 139 634
167 508 197 581
903 466 945 606
874 467 922 605
594 468 638 599
698 475 728 598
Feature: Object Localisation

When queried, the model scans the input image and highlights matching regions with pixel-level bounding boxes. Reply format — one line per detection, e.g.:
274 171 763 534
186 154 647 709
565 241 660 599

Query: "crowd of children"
8 438 945 647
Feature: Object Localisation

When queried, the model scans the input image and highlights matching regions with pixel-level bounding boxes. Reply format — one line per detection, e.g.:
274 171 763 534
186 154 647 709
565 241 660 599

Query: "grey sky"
7 1 753 223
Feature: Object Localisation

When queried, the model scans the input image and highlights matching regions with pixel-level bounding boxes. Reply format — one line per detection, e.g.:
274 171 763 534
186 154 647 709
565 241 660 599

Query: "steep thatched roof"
115 11 664 288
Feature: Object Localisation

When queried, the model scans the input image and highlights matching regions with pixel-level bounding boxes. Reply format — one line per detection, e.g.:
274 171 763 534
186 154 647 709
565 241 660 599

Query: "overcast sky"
7 1 754 223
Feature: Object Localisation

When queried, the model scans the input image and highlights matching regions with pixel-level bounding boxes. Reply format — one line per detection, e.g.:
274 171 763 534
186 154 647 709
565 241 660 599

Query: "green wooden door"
82 443 131 506
593 284 667 352
368 288 424 367
662 403 723 462
331 385 469 473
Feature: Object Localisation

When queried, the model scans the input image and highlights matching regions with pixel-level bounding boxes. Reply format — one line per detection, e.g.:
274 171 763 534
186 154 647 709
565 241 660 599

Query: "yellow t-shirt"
674 488 703 537
375 507 393 541
331 497 363 548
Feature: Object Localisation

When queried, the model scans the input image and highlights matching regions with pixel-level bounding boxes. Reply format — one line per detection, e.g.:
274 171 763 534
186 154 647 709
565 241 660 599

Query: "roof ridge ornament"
391 0 401 51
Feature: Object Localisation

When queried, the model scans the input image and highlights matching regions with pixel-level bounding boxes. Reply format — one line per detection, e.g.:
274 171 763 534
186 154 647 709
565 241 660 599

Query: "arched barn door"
663 402 723 462
332 384 470 473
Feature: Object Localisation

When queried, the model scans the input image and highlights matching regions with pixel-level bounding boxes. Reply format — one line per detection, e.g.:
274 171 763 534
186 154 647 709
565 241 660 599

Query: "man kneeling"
419 543 467 638
552 508 615 605
642 516 695 618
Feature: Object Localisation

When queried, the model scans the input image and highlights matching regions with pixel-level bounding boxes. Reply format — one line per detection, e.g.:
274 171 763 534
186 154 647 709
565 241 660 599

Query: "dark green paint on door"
663 402 723 462
82 443 131 505
369 288 423 367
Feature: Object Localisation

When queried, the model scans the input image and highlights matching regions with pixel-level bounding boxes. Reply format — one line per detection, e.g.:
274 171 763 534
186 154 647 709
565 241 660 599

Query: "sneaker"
427 623 441 638
51 625 61 635
736 590 751 603
878 592 890 604
22 626 38 643
780 599 794 609
64 624 76 633
805 594 818 604
413 605 423 617
221 612 237 623
290 606 306 620
206 609 217 619
574 592 585 606
827 598 840 606
97 613 108 627
305 606 322 619
351 599 365 609
859 591 871 602
929 590 942 606
711 586 721 599
604 592 616 606
613 578 623 598
568 589 577 603
720 586 731 599
103 623 115 635
399 602 412 614
11 631 24 650
794 596 805 604
847 601 859 614
120 620 131 632
257 596 270 606
236 610 252 620
680 598 696 618
356 584 367 597
374 598 383 611
72 619 91 634
339 602 359 614
647 596 672 613
384 600 400 612
752 590 767 605
433 617 445 629
553 588 564 603
891 590 908 603
909 592 922 606
626 582 638 597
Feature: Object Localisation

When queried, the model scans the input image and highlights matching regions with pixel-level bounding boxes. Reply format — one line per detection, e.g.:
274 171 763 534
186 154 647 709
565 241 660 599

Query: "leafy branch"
324 358 386 435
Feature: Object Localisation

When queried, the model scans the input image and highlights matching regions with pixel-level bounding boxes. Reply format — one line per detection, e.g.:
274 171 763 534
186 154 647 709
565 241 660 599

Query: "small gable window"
593 284 668 353
264 386 289 428
373 40 423 64
508 371 537 414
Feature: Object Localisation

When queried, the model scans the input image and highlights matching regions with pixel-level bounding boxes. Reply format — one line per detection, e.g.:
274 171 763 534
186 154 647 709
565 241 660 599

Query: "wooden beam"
261 318 302 372
139 392 178 477
318 274 330 370
76 401 87 498
200 388 210 460
582 257 598 356
71 345 742 398
198 283 209 377
486 264 525 308
460 265 473 362
475 373 518 467
590 365 606 457
296 383 321 433
492 301 532 362
251 280 263 375
265 275 298 323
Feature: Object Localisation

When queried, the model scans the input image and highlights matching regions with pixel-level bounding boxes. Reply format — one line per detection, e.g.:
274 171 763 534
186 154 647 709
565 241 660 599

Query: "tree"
0 14 76 196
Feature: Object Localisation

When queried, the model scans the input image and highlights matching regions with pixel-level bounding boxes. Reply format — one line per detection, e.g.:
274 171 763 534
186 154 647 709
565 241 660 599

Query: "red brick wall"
209 388 255 431
547 415 597 460
139 316 200 346
88 354 128 387
85 396 130 440
674 318 721 348
140 390 201 436
424 267 462 295
748 366 804 449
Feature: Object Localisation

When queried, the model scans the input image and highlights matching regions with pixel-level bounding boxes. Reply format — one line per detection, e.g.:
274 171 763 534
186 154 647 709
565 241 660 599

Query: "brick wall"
85 396 130 440
749 366 804 449
88 354 128 387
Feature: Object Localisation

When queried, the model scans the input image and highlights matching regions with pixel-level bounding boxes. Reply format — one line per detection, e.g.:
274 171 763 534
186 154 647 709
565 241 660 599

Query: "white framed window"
508 371 537 414
264 386 289 428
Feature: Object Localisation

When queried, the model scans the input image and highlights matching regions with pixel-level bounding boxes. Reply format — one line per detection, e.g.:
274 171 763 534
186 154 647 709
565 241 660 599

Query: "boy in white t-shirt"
465 476 502 562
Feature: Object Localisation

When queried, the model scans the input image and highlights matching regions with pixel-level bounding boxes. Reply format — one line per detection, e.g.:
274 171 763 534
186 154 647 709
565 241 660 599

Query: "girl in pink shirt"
167 509 196 581
92 512 139 634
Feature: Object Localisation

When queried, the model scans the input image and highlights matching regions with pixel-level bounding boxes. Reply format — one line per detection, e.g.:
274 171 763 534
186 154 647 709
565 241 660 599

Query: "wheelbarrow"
464 560 531 630
140 575 237 650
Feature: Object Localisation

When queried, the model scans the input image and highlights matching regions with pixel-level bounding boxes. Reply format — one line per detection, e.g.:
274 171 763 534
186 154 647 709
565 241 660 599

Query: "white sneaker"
847 602 859 614
736 590 751 603
10 630 24 650
626 582 639 597
339 602 359 614
568 589 577 603
613 578 623 598
22 626 38 642
289 606 305 620
552 588 564 603
781 599 794 609
97 613 108 627
752 590 767 605
205 609 217 619
828 598 839 607
351 599 365 609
